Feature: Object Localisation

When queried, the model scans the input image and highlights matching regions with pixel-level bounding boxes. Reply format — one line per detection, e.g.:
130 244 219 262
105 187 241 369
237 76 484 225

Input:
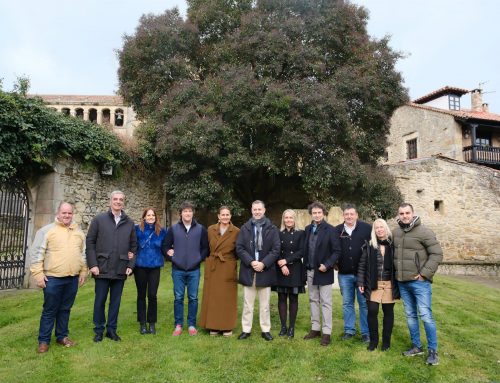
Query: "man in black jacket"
335 203 371 343
236 200 280 341
86 190 137 342
303 201 341 346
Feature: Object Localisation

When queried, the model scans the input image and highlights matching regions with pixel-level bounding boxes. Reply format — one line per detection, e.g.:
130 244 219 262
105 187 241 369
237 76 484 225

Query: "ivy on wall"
0 90 129 183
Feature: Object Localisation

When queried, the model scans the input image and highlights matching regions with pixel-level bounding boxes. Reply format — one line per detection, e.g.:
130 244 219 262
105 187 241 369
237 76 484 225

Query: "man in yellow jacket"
30 202 87 353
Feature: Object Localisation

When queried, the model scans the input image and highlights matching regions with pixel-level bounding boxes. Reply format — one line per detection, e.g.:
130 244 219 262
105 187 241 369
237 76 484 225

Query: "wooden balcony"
463 145 500 167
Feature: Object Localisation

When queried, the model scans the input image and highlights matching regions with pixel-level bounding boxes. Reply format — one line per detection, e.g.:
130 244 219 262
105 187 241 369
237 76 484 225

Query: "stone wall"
386 156 500 265
25 160 165 287
30 160 165 234
387 105 463 163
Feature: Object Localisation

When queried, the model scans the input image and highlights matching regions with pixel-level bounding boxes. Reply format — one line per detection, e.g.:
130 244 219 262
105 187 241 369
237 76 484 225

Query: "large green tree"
118 0 407 217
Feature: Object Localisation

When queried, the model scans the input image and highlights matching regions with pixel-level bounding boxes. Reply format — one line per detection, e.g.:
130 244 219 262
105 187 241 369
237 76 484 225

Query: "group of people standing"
30 192 442 366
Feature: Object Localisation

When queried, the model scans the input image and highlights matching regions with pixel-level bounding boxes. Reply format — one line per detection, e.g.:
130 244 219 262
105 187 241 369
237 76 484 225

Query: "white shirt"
344 223 356 236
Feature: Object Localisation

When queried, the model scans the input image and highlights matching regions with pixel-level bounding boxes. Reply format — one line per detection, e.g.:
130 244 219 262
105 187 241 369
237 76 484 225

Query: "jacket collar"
397 216 420 232
178 218 198 231
55 218 77 230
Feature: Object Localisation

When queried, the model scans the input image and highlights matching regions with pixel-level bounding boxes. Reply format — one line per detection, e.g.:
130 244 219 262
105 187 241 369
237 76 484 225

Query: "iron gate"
0 181 29 289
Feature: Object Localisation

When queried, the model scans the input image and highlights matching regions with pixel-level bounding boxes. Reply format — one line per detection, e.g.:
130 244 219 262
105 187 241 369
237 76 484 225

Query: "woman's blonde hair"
370 218 392 249
280 209 297 230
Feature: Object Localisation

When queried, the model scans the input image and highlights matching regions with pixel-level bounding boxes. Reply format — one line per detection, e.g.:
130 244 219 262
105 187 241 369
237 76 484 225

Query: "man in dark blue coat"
87 190 137 342
236 200 280 341
162 201 208 336
303 201 341 346
335 203 371 343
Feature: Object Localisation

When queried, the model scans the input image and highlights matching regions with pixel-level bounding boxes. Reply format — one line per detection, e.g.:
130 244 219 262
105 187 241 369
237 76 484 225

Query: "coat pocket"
414 252 421 274
97 253 110 274
118 253 130 275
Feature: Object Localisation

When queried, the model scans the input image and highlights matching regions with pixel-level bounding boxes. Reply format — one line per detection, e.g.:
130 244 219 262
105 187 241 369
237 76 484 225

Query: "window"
102 109 110 124
434 200 443 213
114 109 124 127
449 95 460 110
475 131 492 146
89 108 97 123
406 138 417 159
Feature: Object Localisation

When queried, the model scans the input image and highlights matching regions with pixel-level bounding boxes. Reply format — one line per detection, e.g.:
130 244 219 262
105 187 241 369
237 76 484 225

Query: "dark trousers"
277 292 299 328
367 301 395 347
93 278 125 334
134 267 161 324
38 276 79 344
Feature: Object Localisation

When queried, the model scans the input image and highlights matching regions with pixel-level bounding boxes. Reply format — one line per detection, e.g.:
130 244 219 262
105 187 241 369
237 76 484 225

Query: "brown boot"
303 330 321 340
37 343 49 353
320 334 331 346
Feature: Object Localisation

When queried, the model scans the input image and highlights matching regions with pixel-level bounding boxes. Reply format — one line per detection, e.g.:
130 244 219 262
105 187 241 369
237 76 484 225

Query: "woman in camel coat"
199 206 240 336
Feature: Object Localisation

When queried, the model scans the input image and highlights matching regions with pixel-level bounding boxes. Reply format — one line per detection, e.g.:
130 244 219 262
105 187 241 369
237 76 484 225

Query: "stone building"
36 94 139 137
386 86 500 275
387 86 500 167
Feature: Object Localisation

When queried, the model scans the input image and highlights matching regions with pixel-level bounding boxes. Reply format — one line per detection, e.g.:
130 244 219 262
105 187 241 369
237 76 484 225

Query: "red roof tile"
413 86 470 104
407 103 500 123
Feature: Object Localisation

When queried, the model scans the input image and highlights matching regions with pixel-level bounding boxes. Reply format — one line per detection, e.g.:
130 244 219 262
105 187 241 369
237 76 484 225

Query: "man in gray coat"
393 203 443 366
86 190 137 342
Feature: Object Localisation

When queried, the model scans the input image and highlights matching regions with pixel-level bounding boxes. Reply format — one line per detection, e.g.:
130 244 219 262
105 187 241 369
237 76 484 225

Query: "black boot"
368 323 379 351
381 303 394 351
149 323 156 335
287 326 294 338
381 326 391 351
279 326 287 337
140 322 148 335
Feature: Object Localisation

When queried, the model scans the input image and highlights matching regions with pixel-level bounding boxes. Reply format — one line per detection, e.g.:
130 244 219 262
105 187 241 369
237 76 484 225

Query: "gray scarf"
251 217 266 251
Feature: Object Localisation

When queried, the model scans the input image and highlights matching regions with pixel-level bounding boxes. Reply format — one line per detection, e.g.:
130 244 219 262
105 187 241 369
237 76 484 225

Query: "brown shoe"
320 334 331 346
37 343 49 353
303 330 321 340
56 337 76 347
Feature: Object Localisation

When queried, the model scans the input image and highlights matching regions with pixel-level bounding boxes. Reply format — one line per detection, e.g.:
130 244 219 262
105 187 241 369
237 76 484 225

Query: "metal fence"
0 181 29 289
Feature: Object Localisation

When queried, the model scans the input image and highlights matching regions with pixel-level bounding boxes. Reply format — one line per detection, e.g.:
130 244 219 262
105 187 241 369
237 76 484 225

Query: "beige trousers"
307 270 332 335
241 275 271 333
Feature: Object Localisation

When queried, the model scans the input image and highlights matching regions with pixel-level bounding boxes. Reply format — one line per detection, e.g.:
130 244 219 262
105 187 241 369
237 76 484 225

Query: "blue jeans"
93 278 125 334
38 276 79 344
399 279 438 351
172 267 200 327
338 273 369 336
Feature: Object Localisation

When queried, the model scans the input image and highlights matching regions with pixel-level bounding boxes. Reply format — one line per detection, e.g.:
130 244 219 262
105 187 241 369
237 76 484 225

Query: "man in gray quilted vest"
393 203 443 366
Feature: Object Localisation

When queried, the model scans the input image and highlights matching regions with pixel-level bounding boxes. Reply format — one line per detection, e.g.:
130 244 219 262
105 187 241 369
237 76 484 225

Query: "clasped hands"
251 260 265 272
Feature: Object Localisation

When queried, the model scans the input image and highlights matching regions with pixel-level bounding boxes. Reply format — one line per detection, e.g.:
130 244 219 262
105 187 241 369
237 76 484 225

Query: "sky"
1 0 499 111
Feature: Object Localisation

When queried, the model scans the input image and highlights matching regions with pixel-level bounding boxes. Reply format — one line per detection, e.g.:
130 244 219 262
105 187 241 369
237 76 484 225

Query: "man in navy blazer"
302 201 341 346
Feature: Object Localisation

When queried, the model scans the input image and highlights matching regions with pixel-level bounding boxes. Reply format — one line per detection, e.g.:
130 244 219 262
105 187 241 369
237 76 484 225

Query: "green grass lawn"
1 267 499 383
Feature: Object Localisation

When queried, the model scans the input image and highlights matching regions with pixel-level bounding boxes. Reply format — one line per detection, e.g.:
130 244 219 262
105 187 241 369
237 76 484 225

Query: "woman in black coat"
357 218 400 351
272 209 305 338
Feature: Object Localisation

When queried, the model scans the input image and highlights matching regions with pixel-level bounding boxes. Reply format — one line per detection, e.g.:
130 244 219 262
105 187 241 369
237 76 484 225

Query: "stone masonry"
25 160 165 287
387 156 500 267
